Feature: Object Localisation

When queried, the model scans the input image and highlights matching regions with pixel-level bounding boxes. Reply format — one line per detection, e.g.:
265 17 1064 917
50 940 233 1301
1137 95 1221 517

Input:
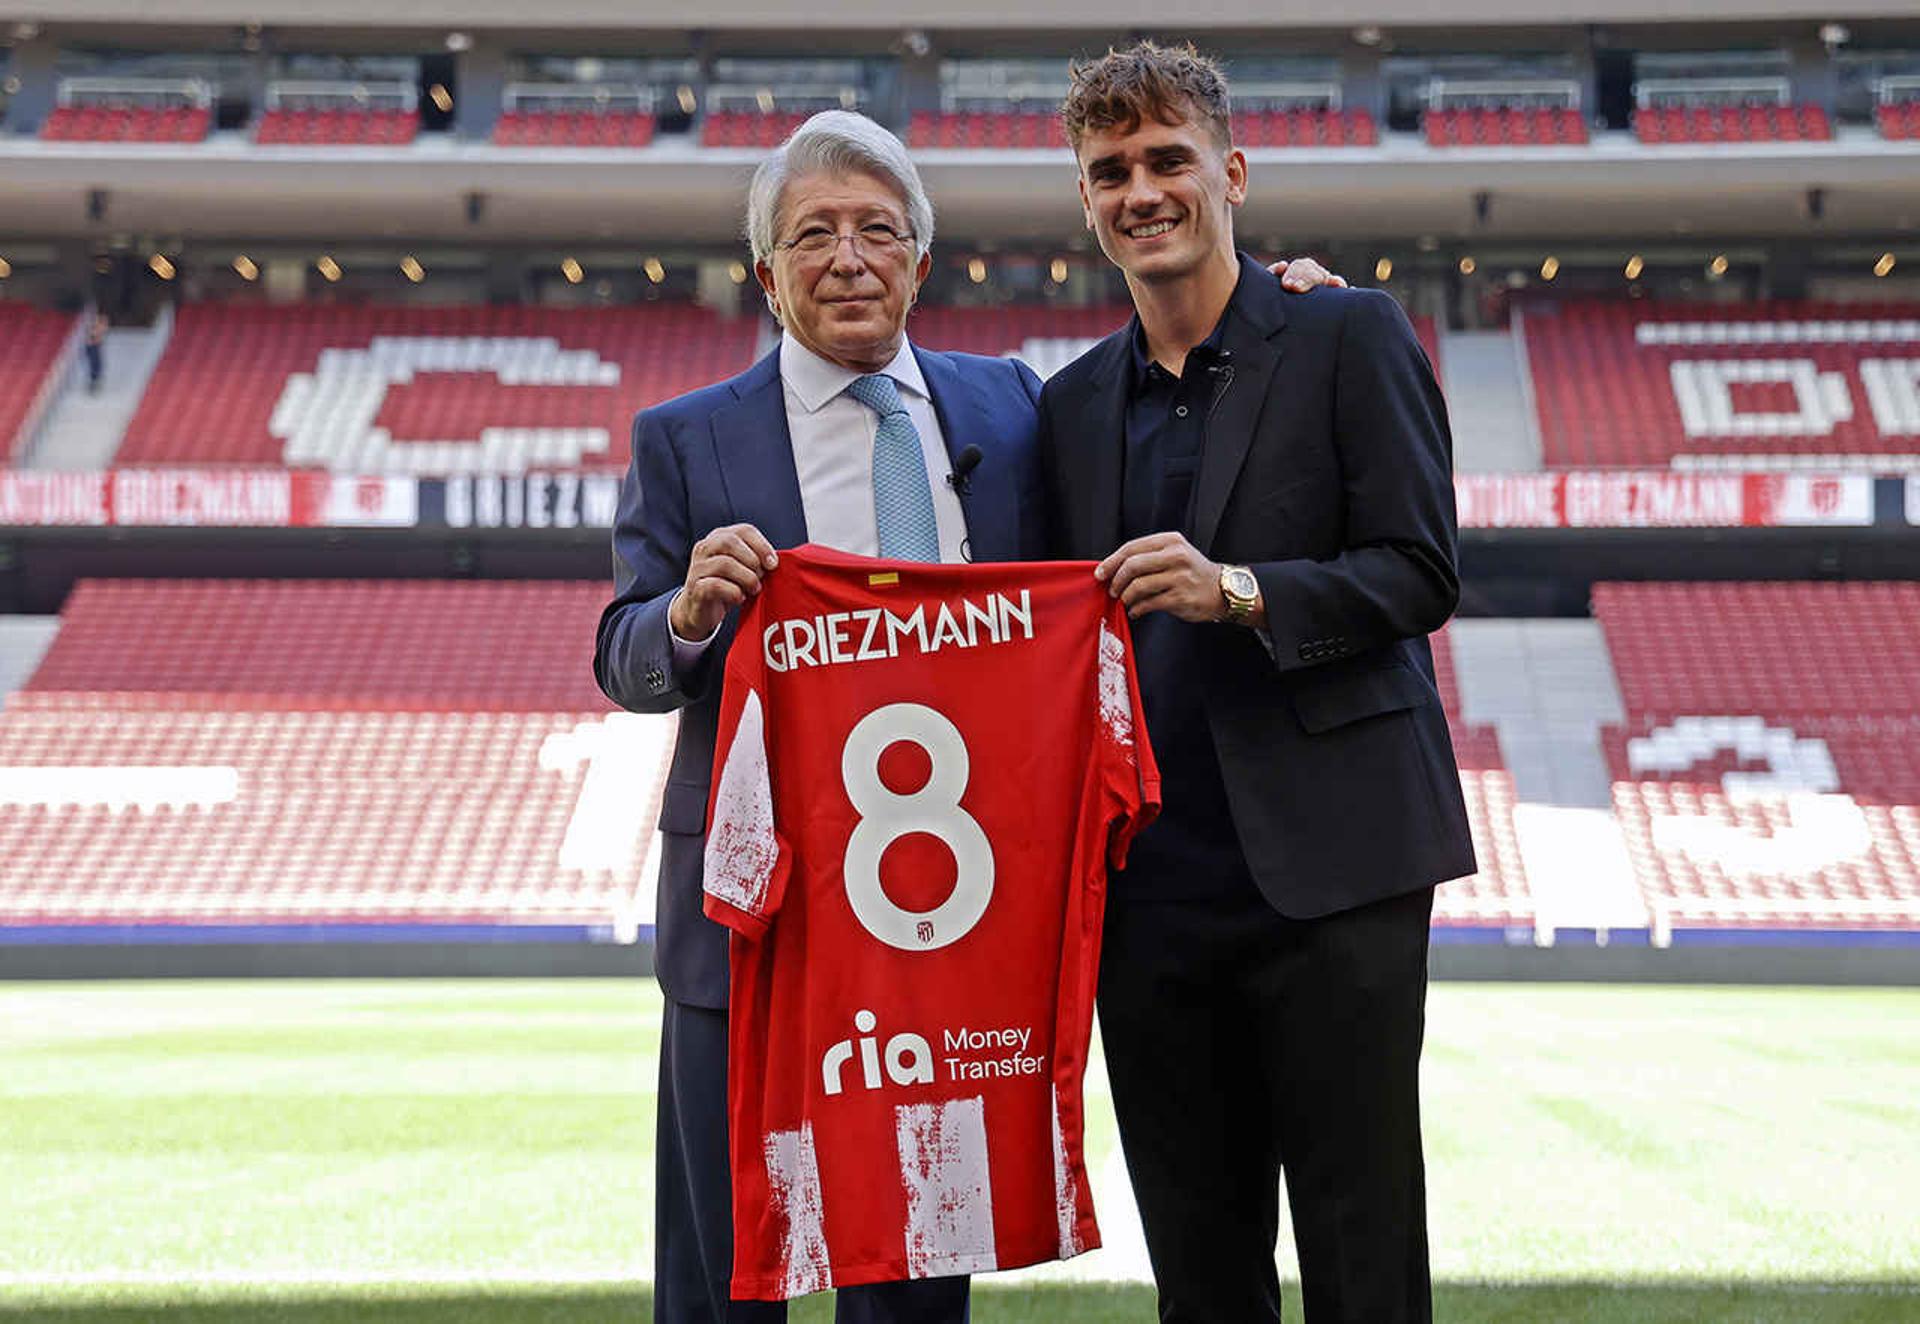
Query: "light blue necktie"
846 373 941 563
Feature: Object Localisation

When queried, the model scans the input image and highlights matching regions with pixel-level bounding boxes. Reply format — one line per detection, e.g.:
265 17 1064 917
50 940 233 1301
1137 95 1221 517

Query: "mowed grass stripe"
2 979 1916 1312
3 1283 1919 1323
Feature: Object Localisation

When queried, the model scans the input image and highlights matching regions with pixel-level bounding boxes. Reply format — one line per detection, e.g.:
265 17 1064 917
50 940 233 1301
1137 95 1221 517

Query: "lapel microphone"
1205 354 1237 422
946 444 983 496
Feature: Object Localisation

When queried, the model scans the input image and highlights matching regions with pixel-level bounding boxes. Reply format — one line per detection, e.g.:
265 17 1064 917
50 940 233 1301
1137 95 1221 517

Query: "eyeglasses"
775 222 917 261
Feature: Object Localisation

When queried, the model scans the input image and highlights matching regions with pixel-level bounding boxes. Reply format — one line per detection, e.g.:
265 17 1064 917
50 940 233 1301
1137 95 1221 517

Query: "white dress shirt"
672 331 972 658
777 330 969 563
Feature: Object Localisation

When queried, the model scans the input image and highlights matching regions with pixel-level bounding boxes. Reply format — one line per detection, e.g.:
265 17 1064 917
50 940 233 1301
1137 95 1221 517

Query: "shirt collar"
1126 263 1246 395
780 331 929 414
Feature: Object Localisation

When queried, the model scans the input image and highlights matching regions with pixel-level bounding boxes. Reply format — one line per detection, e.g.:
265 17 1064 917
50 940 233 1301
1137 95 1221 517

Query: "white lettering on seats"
1668 359 1853 437
270 336 619 473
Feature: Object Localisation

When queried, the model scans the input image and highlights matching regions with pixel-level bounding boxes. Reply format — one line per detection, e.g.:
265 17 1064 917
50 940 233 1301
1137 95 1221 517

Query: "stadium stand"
1594 582 1920 933
0 579 669 926
1878 101 1920 141
39 105 211 142
700 110 810 147
254 108 419 145
1232 108 1376 147
907 107 1378 150
1633 103 1831 143
1520 300 1920 469
493 109 657 147
1 303 77 462
908 110 1067 150
1430 625 1534 929
117 303 759 472
1423 107 1586 146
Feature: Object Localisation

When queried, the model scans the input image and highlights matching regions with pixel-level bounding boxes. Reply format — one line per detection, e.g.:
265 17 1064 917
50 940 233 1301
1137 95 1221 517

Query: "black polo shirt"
1111 283 1259 901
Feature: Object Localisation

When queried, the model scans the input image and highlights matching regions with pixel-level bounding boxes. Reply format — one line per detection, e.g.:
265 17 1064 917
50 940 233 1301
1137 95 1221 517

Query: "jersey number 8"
841 702 994 952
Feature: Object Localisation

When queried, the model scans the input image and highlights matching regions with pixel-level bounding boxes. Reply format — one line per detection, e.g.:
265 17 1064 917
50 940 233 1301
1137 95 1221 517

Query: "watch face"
1224 567 1258 599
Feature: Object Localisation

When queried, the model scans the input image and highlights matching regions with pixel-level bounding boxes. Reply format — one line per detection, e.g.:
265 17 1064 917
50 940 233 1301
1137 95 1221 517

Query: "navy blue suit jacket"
595 345 1047 1009
1038 256 1476 917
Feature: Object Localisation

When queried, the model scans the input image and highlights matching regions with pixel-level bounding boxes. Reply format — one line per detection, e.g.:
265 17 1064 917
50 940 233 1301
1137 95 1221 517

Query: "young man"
1039 43 1476 1323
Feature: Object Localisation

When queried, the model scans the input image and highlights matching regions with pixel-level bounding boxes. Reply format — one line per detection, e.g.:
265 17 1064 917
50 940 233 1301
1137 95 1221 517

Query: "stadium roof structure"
2 133 1916 243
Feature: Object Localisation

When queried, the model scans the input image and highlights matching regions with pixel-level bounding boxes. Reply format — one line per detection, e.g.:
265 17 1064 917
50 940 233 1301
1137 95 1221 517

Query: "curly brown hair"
1060 40 1232 153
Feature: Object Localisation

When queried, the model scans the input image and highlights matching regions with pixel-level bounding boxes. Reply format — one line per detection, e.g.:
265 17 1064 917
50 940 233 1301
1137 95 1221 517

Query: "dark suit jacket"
1038 254 1476 918
595 345 1047 1009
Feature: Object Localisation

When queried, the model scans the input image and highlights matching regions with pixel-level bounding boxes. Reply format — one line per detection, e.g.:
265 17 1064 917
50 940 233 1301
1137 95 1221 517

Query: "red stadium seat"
1875 103 1920 141
0 303 77 461
493 110 657 147
1594 582 1920 932
254 108 420 145
699 110 808 148
40 105 211 143
1633 103 1831 145
0 580 669 927
906 111 1067 150
1423 108 1589 148
1520 299 1920 469
117 303 760 473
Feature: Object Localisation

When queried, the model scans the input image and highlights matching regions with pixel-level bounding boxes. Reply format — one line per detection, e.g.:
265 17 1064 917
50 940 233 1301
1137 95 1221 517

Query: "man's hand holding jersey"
1096 531 1266 630
671 523 781 642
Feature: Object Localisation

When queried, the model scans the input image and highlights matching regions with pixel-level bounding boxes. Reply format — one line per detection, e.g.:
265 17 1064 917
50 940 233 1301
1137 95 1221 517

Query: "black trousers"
655 997 971 1324
1098 884 1435 1324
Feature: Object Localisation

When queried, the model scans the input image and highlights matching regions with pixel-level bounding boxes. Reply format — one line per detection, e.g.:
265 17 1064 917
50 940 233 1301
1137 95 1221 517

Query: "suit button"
646 666 666 691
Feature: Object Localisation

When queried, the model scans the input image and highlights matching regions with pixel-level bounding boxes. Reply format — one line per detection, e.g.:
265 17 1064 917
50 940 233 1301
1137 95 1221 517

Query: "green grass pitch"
1 978 1916 1322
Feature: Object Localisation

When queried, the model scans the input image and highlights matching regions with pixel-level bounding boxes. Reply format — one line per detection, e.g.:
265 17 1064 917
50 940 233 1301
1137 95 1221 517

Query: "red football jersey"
703 544 1159 1300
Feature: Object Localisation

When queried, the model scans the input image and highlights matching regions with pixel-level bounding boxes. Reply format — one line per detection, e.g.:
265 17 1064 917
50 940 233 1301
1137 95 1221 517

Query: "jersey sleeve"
1096 608 1161 869
703 639 792 941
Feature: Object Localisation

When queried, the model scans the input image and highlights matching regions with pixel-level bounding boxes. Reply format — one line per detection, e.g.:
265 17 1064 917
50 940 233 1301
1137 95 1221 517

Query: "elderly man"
594 109 1335 1322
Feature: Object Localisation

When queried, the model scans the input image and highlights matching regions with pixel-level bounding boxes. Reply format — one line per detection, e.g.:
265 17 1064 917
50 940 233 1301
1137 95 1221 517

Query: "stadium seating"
118 303 759 472
1429 626 1534 929
254 109 419 145
1877 102 1920 141
0 580 669 927
1231 108 1376 148
39 105 211 143
909 111 1067 149
1 303 76 461
1633 104 1831 144
493 110 657 148
700 110 810 147
1424 107 1587 147
1521 300 1920 469
1593 582 1920 932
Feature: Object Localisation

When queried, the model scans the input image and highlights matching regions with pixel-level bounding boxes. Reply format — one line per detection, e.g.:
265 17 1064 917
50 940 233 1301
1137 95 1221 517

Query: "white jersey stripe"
896 1095 999 1278
763 1123 833 1298
1051 1084 1085 1258
705 688 779 916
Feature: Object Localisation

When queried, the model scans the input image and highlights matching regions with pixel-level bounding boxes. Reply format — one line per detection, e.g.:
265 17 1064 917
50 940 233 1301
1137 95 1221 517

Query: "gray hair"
745 110 936 269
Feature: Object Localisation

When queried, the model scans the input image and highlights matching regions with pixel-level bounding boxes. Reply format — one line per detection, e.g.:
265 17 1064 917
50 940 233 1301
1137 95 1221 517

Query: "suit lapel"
710 350 809 550
916 346 1013 561
1191 255 1290 554
1073 332 1132 557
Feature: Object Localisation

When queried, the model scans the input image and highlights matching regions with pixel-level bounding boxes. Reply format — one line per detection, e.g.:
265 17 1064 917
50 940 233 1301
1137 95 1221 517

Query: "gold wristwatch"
1219 564 1260 625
